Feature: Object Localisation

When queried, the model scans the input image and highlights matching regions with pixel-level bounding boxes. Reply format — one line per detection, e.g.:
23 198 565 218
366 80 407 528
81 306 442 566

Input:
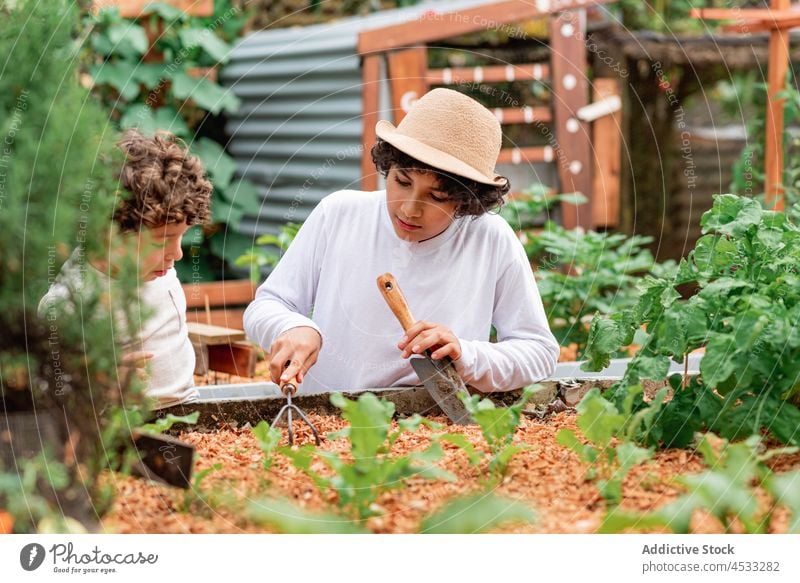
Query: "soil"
99 411 800 534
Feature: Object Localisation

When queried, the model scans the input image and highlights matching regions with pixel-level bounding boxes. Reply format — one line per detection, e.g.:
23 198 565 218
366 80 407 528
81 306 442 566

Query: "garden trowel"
377 273 472 425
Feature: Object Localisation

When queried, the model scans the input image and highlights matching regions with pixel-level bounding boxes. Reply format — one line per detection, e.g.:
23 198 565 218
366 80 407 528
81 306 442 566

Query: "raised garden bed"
100 409 800 534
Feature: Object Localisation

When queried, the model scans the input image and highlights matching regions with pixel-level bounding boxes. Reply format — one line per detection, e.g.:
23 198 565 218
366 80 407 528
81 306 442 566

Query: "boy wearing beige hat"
244 88 559 394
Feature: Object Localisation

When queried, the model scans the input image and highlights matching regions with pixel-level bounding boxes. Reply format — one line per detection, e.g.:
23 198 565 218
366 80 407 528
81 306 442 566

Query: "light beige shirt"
39 250 197 409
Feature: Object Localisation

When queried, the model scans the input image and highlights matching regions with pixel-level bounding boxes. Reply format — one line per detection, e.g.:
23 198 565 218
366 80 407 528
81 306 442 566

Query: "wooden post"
550 9 593 229
592 78 621 227
764 0 790 210
386 48 429 125
361 54 381 191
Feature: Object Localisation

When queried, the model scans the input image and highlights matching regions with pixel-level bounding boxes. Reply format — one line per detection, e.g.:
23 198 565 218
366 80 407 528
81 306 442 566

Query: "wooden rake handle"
376 273 416 333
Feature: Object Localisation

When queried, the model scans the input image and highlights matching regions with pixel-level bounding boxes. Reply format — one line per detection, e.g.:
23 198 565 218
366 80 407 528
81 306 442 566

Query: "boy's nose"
400 197 423 219
166 241 183 262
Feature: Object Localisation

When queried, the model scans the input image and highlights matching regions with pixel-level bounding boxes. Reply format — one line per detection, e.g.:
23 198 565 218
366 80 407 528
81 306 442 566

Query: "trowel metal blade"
410 357 472 425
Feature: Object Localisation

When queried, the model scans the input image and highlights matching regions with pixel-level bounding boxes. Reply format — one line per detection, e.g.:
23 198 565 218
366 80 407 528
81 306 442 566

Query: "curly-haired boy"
40 130 212 408
244 88 558 394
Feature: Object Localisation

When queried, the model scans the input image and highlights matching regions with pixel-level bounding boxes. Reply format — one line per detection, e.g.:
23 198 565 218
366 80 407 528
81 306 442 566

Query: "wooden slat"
361 54 381 191
719 16 800 33
94 0 214 17
550 9 593 229
493 106 551 125
186 308 247 330
427 63 550 84
386 48 429 125
182 280 255 309
187 322 246 345
591 78 621 228
765 0 791 210
357 0 613 55
690 7 800 21
497 146 552 165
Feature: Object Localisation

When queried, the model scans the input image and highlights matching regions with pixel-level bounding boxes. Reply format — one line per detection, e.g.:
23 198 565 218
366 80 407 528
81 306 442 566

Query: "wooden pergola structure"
357 0 620 230
693 0 800 211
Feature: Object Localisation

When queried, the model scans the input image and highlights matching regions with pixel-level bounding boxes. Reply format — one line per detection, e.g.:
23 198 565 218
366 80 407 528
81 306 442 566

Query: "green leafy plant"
617 0 719 34
178 462 223 514
84 1 260 280
235 222 301 284
0 452 70 534
457 385 538 478
251 420 282 471
501 187 657 355
140 411 200 434
600 434 800 534
583 194 800 448
281 392 454 521
247 497 370 534
556 388 655 507
419 493 536 534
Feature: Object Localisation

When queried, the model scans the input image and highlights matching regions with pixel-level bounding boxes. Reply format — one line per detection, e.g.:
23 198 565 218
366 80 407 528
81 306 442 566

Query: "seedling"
457 385 539 477
556 388 654 507
600 434 800 533
281 392 454 521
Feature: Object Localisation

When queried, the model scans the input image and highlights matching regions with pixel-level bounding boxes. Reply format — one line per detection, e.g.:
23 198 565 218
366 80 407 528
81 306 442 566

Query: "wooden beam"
497 146 553 165
187 322 246 346
591 78 621 228
183 280 255 309
765 0 791 210
94 0 214 17
426 63 550 84
357 0 612 55
386 48 429 125
361 54 381 191
550 9 593 229
690 7 800 22
493 106 551 125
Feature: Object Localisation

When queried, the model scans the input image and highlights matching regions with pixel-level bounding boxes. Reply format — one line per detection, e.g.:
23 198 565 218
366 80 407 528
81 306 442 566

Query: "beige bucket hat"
375 88 507 186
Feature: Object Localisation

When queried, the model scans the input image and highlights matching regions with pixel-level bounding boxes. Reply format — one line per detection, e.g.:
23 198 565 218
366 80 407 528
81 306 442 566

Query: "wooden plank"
206 342 257 377
186 308 247 330
386 48 429 125
187 322 246 345
493 106 551 125
361 54 382 191
690 7 800 21
550 9 593 229
591 78 621 228
357 0 613 55
765 0 791 210
496 146 552 165
94 0 214 17
427 63 550 84
719 16 800 33
182 280 255 309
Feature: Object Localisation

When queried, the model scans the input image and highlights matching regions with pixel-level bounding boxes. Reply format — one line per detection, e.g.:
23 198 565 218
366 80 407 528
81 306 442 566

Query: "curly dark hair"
113 130 212 232
371 138 509 218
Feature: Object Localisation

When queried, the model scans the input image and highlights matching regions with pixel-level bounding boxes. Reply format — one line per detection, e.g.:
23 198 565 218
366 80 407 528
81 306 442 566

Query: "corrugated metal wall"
220 0 501 237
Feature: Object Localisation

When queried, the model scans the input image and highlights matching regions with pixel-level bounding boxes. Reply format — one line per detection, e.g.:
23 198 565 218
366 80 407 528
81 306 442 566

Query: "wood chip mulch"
99 412 799 534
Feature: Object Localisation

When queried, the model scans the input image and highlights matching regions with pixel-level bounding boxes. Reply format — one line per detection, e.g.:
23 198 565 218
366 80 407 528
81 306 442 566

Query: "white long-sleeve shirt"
39 252 197 409
244 189 558 394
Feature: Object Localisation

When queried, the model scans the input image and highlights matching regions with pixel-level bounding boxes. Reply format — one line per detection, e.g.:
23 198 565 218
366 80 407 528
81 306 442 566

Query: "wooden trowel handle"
377 273 416 332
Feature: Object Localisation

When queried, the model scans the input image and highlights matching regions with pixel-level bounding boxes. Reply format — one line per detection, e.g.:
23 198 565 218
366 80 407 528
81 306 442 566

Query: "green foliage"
501 187 657 355
139 411 200 434
247 498 370 534
600 435 800 534
84 1 260 280
419 493 536 534
617 0 718 34
584 194 800 448
459 386 538 477
281 392 454 521
178 462 223 514
251 421 282 471
557 388 654 507
0 0 152 527
0 452 70 533
235 222 301 284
